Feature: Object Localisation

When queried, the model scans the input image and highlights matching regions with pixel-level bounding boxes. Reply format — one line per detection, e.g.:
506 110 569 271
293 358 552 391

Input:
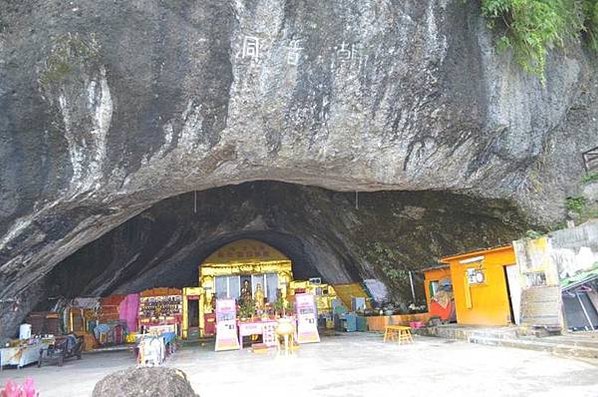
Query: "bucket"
19 323 32 340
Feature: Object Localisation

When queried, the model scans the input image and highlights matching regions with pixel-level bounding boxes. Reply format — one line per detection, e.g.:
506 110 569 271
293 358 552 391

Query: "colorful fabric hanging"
119 293 140 332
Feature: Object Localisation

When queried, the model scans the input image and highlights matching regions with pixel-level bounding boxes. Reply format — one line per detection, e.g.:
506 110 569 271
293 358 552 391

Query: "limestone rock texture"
0 0 596 337
92 367 199 397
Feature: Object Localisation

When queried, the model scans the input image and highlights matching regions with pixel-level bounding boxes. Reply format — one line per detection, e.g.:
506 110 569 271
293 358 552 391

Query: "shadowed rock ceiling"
42 181 527 309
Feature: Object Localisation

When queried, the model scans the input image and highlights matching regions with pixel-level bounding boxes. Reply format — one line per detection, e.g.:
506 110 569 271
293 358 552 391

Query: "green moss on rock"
39 33 101 88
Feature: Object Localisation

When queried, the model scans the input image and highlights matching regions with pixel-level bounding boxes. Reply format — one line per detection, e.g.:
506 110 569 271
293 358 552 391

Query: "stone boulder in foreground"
92 367 198 397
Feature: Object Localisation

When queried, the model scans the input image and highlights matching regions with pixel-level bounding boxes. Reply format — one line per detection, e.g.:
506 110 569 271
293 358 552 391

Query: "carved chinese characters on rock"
235 35 265 94
334 41 367 74
242 36 260 61
232 34 368 94
286 40 304 66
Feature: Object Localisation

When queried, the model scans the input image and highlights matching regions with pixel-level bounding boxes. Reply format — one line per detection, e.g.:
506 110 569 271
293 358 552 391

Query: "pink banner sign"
295 293 320 344
215 299 240 351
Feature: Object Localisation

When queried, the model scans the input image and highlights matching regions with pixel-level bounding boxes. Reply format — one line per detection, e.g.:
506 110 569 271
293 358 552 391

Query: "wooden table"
383 325 414 344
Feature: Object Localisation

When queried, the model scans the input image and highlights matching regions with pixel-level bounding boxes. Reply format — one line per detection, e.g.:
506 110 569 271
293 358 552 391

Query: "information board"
295 293 320 344
214 299 240 351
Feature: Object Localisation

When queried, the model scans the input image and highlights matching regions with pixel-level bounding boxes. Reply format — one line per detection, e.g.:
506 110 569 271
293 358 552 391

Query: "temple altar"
196 239 293 337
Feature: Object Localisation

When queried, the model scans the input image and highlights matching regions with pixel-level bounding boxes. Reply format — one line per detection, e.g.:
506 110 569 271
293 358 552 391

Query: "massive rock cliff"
0 0 596 337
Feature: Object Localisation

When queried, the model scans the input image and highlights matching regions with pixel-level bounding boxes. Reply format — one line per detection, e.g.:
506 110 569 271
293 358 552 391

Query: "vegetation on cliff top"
480 0 598 81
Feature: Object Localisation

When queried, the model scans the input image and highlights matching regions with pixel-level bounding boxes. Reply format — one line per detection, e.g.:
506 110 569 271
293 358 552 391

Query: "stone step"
417 326 518 341
468 330 518 340
517 336 598 349
468 336 598 359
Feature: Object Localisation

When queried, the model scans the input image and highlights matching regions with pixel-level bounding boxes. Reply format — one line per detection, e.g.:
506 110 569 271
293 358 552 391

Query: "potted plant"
287 301 295 317
274 297 285 317
239 298 255 321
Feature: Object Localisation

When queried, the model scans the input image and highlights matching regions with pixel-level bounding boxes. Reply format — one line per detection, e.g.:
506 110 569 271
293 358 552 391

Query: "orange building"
440 245 520 326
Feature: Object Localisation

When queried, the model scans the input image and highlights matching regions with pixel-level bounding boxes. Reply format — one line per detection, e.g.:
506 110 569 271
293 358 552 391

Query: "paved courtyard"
1 333 597 397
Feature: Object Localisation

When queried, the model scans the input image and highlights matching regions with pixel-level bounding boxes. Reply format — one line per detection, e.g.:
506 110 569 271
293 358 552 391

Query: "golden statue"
254 283 265 311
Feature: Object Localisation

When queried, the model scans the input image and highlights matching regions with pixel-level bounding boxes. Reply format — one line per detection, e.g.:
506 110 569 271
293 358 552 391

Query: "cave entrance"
13 181 529 351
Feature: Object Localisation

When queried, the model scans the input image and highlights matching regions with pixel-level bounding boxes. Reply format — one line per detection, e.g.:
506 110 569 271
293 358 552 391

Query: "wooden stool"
384 325 414 344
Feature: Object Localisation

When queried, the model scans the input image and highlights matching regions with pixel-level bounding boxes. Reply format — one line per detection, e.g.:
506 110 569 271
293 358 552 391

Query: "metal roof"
561 265 598 292
439 245 513 263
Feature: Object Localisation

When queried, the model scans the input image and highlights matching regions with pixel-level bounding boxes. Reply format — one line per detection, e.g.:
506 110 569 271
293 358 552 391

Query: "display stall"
138 288 183 336
93 295 127 346
61 294 137 349
67 307 99 351
0 339 47 369
63 298 102 351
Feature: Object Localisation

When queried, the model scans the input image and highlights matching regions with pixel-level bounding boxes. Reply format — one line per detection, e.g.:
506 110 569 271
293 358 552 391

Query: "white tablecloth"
0 344 43 368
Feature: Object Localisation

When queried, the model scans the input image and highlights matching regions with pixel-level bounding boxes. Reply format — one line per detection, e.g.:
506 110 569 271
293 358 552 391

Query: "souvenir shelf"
138 295 182 330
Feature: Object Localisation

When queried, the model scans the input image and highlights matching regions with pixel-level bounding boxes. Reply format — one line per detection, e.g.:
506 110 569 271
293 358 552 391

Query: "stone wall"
550 220 598 278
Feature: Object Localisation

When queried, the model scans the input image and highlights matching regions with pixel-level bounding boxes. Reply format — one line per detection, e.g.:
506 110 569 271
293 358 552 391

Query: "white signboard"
295 293 320 344
215 299 240 351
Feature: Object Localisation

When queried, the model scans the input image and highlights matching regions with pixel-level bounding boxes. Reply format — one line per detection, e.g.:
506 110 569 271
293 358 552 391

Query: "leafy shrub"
581 172 598 184
480 0 598 81
566 196 587 213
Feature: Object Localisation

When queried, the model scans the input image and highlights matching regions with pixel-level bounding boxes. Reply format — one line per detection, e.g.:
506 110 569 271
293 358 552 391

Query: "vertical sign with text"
215 299 240 351
295 293 320 344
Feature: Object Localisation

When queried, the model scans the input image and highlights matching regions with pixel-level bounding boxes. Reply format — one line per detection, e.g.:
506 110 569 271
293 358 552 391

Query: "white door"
505 265 522 325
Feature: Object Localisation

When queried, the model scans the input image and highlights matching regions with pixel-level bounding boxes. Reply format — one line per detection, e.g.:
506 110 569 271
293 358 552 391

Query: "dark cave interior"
39 181 529 311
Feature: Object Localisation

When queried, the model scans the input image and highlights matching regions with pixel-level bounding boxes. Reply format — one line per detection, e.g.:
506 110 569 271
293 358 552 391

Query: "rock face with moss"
480 0 598 79
0 0 596 338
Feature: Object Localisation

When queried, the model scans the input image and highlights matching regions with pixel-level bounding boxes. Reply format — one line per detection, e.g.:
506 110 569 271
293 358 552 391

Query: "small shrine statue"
241 280 252 304
254 283 265 311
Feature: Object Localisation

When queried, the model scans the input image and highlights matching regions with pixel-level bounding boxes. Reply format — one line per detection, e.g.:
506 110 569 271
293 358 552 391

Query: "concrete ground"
1 333 597 397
